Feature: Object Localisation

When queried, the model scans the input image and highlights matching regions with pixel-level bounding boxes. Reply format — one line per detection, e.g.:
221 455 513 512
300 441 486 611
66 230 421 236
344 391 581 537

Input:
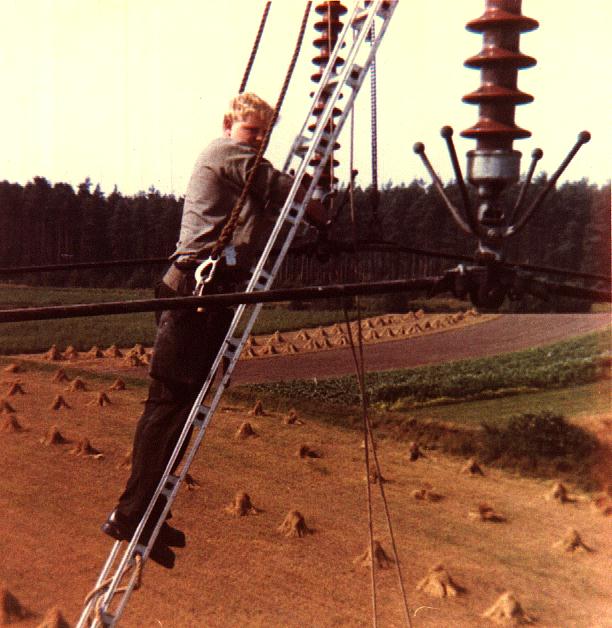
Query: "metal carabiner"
193 256 220 296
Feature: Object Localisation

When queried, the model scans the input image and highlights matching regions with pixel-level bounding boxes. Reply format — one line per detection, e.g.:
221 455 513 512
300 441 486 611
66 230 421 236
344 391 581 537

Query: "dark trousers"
116 280 233 519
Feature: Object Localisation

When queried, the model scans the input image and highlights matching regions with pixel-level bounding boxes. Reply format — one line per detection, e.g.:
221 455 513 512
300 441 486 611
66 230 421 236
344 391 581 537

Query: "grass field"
0 284 395 354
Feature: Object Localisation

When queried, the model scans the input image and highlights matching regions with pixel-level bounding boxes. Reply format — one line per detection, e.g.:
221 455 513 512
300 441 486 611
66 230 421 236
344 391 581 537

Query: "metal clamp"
194 256 220 296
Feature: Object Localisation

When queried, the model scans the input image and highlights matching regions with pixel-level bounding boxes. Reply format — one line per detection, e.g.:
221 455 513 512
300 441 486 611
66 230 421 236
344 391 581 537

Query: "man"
102 93 325 568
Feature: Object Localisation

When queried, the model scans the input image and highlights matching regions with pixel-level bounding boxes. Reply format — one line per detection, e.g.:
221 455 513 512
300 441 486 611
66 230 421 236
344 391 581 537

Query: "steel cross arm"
0 278 438 324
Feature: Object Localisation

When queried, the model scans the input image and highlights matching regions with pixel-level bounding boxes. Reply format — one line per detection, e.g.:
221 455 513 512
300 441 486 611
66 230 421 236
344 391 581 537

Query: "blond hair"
223 92 274 130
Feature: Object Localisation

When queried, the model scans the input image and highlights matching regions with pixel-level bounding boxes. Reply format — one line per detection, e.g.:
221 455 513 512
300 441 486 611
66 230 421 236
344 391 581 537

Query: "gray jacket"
173 136 294 271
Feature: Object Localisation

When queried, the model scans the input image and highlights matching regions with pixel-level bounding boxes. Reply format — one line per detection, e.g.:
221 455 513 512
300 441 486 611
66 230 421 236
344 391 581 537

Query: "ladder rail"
79 2 397 625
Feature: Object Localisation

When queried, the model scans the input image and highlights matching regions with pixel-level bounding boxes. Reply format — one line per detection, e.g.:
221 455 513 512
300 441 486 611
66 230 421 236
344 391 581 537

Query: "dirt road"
234 313 610 384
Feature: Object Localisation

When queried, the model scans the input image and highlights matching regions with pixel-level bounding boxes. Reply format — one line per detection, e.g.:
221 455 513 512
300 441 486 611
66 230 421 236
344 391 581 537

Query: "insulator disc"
465 48 536 69
314 1 347 17
461 119 531 140
462 85 533 105
466 8 538 33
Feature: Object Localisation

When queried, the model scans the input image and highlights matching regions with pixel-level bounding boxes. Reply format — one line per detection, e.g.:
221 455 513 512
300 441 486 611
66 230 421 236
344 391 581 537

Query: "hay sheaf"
553 528 593 553
66 377 87 392
41 426 70 446
50 395 71 410
0 398 15 413
545 481 575 504
36 605 71 628
235 422 257 439
104 344 123 358
468 503 507 523
1 583 32 624
278 510 312 538
185 473 201 490
1 415 24 433
461 457 484 475
411 488 443 502
89 392 112 407
416 564 465 597
62 345 79 360
482 591 533 625
7 382 25 396
225 491 260 516
297 444 321 459
408 441 424 461
70 438 104 459
3 363 22 373
52 369 69 383
283 409 303 425
44 345 64 361
109 379 126 391
354 540 393 569
249 400 265 416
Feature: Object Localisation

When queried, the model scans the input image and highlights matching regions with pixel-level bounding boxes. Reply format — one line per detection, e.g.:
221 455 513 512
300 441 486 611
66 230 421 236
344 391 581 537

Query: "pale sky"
0 0 609 197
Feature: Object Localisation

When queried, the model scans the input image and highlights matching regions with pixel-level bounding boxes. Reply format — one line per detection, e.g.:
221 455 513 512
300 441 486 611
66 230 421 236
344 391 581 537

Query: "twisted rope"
82 553 143 626
238 2 272 94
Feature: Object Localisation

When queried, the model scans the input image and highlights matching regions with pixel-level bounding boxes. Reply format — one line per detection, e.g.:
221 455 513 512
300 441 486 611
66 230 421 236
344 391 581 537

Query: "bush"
482 411 598 464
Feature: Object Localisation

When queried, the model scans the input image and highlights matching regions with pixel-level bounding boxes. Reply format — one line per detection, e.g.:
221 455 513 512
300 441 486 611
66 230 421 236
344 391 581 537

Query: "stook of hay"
90 391 112 406
225 491 260 516
41 426 69 446
36 605 71 628
185 473 201 490
0 398 15 413
545 481 574 504
591 493 612 516
367 468 387 484
283 409 303 425
123 354 145 367
87 345 104 358
3 363 22 373
482 591 533 625
66 377 87 392
1 583 31 624
461 457 484 475
44 345 64 361
7 382 25 396
109 378 126 391
50 395 71 410
354 540 393 569
1 415 24 433
52 369 69 383
408 441 424 461
411 488 443 502
554 528 593 553
127 343 146 356
278 510 312 538
70 438 104 459
104 344 123 357
250 399 265 416
298 444 321 459
63 345 79 360
469 503 506 523
235 422 257 439
416 564 465 597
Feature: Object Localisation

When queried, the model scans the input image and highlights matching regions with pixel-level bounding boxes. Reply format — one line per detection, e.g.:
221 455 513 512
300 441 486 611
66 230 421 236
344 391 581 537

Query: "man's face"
225 113 268 150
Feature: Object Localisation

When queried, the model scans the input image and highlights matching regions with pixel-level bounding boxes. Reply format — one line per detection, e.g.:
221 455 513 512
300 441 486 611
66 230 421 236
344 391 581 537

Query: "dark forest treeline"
0 175 609 308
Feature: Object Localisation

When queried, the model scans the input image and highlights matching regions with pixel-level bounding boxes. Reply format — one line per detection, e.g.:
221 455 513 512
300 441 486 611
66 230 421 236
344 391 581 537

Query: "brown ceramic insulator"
311 2 347 193
461 0 538 151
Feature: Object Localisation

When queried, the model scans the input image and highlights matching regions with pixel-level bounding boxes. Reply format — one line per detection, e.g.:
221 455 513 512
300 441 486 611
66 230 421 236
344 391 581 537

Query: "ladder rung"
292 135 309 157
346 64 364 89
285 202 303 226
194 404 210 428
161 474 180 497
253 272 272 291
